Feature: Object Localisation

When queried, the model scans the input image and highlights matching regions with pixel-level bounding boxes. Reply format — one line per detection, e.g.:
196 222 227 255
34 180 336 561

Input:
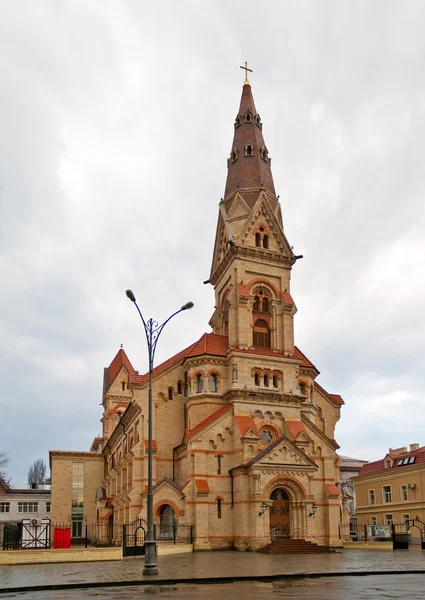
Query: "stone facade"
50 79 345 550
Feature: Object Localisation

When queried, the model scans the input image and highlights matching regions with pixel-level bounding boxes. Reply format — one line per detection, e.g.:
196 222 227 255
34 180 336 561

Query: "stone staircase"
259 537 336 554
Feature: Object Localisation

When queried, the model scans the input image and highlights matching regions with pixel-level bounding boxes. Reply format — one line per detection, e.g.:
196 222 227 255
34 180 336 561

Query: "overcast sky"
1 0 425 484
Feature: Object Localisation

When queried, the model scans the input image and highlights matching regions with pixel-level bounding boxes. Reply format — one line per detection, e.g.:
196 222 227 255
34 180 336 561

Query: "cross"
240 61 253 85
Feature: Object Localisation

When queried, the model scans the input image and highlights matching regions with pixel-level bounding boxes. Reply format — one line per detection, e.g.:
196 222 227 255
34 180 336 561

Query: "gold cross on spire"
240 61 252 85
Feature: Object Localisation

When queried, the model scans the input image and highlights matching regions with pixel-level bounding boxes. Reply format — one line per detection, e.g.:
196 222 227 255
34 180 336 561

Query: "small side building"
354 443 425 529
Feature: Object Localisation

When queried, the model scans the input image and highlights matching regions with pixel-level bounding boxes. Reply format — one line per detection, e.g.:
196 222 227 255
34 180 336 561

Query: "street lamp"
309 503 317 517
259 502 267 516
126 289 194 576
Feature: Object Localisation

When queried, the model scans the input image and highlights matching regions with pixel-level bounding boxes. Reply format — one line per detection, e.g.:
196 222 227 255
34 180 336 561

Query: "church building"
50 72 344 551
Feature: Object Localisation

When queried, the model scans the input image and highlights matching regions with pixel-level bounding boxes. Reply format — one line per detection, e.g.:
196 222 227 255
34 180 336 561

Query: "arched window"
256 114 262 126
210 374 217 393
168 387 173 401
217 498 222 519
246 144 253 156
264 374 269 387
235 115 241 127
159 505 174 540
255 232 261 247
273 375 278 388
299 383 306 396
262 297 269 312
217 455 222 474
231 148 238 162
253 295 260 311
263 235 269 249
121 382 125 391
253 319 271 348
177 381 182 395
196 374 203 393
254 373 260 386
245 111 252 122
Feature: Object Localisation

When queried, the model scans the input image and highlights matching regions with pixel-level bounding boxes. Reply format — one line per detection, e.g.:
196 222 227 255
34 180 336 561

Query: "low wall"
0 547 122 565
343 541 393 551
0 543 194 565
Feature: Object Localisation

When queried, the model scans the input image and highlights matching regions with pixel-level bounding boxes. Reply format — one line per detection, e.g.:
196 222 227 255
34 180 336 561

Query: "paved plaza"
4 574 425 600
0 550 425 595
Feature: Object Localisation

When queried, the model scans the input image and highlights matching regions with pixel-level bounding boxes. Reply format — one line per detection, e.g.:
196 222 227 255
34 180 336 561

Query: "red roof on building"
326 483 340 496
107 348 136 387
186 333 228 359
235 416 258 436
285 421 307 440
282 291 295 306
186 404 233 439
129 334 228 385
195 479 210 492
358 445 425 476
330 394 345 405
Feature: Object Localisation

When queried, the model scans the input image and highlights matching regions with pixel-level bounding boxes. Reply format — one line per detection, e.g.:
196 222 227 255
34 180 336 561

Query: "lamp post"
309 503 317 517
126 289 194 576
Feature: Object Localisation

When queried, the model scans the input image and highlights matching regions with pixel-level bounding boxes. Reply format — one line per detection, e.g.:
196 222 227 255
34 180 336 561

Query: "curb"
2 569 425 594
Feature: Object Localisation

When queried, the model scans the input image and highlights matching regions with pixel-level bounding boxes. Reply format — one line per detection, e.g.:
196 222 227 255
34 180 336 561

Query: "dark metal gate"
122 518 147 557
392 523 409 550
3 524 21 550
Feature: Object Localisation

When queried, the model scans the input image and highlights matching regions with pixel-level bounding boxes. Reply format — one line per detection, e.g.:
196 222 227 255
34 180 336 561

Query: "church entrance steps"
258 538 336 554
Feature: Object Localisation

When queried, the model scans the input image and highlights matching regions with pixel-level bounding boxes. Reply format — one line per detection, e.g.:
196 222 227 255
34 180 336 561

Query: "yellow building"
354 443 425 539
50 76 345 551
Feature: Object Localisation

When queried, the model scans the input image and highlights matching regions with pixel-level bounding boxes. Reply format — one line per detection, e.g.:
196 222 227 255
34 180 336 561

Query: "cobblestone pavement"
2 574 425 600
0 550 425 593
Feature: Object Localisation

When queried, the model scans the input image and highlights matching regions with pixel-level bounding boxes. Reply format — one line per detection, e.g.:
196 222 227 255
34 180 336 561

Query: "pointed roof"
104 347 136 389
224 83 276 199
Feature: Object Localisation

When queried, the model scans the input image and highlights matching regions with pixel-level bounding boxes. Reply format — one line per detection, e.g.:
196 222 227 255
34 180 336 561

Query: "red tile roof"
293 346 318 370
107 348 136 387
358 445 425 476
235 416 258 436
186 404 233 439
330 394 345 405
129 334 228 385
281 291 295 306
195 479 210 492
326 483 340 496
186 333 228 358
285 421 307 440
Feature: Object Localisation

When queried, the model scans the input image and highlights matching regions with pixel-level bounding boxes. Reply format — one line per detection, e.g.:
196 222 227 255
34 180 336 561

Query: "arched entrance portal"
159 505 175 540
270 488 290 538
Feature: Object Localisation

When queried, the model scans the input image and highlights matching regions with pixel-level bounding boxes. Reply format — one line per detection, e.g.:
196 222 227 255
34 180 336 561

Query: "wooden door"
270 500 290 538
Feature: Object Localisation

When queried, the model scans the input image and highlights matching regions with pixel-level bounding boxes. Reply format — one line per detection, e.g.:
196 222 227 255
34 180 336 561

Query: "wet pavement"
0 550 425 594
2 575 425 600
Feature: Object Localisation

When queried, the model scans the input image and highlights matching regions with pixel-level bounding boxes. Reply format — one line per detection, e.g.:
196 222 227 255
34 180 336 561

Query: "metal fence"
2 520 194 552
154 522 194 545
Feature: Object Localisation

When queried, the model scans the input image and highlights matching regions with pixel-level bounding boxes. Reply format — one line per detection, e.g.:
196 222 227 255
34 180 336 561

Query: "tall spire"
224 75 276 199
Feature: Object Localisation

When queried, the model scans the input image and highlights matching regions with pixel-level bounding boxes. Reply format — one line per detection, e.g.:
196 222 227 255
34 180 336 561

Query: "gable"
237 192 294 257
226 192 250 221
247 436 317 470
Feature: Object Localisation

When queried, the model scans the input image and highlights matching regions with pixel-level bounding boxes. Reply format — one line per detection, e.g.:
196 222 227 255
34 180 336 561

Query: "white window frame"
17 502 38 513
368 489 376 505
402 513 410 532
0 502 10 513
400 485 408 502
46 502 51 513
370 516 377 526
384 513 394 525
382 485 392 503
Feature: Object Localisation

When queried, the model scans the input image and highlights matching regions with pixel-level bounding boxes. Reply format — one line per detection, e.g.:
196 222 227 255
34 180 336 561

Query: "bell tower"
209 69 298 357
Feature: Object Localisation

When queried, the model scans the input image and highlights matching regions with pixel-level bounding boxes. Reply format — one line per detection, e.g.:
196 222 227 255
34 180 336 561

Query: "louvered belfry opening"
253 319 271 348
